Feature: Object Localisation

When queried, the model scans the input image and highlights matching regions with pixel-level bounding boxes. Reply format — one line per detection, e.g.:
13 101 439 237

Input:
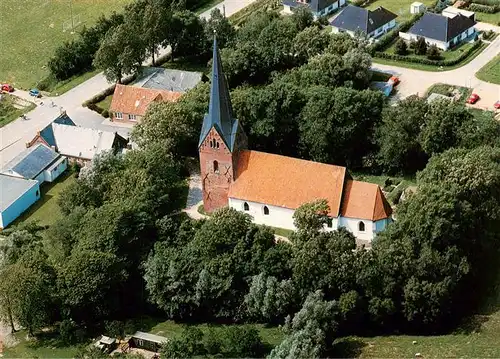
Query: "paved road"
372 23 500 109
0 0 257 169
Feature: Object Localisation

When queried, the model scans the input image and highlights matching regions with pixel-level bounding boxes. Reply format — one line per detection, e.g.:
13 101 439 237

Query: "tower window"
358 221 365 232
216 141 220 148
243 202 249 211
213 160 219 173
263 206 269 215
209 139 213 148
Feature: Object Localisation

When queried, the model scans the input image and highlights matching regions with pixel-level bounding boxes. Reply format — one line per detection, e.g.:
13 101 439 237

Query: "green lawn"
14 171 76 227
373 42 488 71
41 68 103 96
96 94 113 112
385 41 475 61
1 0 134 90
3 330 81 359
0 94 36 128
475 11 500 25
365 0 435 21
476 54 500 85
469 108 497 121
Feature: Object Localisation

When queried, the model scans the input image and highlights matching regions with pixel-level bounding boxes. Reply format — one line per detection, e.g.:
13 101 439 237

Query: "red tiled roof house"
198 38 393 242
109 84 183 124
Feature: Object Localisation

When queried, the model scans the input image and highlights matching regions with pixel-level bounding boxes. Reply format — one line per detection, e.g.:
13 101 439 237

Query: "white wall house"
229 197 391 242
331 6 398 40
283 0 346 19
400 12 476 51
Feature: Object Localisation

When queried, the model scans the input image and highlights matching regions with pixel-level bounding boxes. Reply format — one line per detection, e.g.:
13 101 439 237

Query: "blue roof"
39 113 76 147
199 37 243 152
4 144 60 179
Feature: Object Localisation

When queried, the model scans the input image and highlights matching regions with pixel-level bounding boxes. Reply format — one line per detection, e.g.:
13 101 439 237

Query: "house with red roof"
199 38 392 241
109 85 183 124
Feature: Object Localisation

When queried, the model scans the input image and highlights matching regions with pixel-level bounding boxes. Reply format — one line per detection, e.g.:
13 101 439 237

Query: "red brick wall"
199 128 234 213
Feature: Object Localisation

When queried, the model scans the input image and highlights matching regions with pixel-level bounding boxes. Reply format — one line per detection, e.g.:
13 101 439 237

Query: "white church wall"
229 197 297 230
339 217 375 241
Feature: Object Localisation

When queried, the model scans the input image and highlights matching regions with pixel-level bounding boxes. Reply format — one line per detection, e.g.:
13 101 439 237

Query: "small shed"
130 331 168 353
94 335 117 353
410 2 425 14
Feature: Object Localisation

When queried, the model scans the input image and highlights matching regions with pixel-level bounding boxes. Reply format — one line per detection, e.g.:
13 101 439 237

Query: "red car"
388 76 400 86
467 93 480 104
1 84 14 92
494 100 500 109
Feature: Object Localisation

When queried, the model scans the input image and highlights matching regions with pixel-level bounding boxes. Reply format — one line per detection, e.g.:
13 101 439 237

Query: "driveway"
0 0 257 169
372 23 500 109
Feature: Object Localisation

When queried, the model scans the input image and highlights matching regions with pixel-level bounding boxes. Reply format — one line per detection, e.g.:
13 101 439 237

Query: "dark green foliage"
414 37 428 55
394 39 408 55
426 44 441 60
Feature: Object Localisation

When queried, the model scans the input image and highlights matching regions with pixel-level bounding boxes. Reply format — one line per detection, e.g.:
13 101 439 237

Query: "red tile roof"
110 84 182 116
228 150 347 217
341 180 393 221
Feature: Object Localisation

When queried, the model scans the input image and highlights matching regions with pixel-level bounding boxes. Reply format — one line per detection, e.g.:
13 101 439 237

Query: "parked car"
388 76 400 86
494 100 500 110
467 93 480 104
29 88 41 98
1 84 14 92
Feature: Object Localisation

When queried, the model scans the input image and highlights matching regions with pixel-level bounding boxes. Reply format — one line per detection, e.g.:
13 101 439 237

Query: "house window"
327 218 333 228
358 221 365 232
243 202 249 211
115 112 123 119
213 160 219 173
263 206 269 215
128 114 137 121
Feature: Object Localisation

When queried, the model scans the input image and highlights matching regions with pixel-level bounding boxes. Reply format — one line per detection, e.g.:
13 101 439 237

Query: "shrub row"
468 0 500 6
370 13 423 53
350 0 377 7
468 3 500 13
374 40 483 67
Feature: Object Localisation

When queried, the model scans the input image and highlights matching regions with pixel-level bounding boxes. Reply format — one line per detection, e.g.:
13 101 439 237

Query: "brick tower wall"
199 128 235 213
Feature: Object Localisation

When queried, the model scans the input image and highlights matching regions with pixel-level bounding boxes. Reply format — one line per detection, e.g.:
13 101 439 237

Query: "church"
198 38 392 241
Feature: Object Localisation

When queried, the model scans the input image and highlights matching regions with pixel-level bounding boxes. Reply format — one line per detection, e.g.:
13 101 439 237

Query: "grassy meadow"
1 0 133 90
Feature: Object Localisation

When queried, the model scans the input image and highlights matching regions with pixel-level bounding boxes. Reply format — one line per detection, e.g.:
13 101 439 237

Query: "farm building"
130 332 168 353
0 174 40 229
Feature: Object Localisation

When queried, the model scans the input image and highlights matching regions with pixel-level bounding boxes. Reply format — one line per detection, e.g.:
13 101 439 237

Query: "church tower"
198 36 247 213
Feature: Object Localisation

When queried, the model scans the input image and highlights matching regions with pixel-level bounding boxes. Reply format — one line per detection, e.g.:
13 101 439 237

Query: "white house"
399 12 476 50
1 143 67 184
283 0 346 19
331 5 398 39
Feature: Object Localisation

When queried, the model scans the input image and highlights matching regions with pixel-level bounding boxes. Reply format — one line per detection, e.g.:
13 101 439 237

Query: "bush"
383 184 395 192
370 13 423 53
468 3 499 13
101 109 110 118
387 187 404 205
482 30 496 40
394 39 408 55
427 44 441 60
414 37 428 55
59 319 78 344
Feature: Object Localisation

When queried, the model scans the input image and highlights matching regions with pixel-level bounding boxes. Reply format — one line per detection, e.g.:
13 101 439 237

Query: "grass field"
426 83 472 103
0 94 36 128
476 11 500 25
13 171 76 227
365 0 436 21
476 54 500 84
1 0 133 90
3 331 81 359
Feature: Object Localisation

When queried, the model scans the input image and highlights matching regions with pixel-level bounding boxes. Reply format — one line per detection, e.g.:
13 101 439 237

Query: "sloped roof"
282 0 339 12
199 37 244 152
38 113 76 147
228 150 347 217
331 5 397 33
132 332 168 344
2 143 60 179
110 84 183 116
408 12 476 42
135 67 203 92
0 174 39 212
340 180 392 221
51 124 122 160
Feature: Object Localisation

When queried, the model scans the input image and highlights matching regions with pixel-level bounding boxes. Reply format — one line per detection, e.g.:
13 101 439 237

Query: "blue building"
283 0 346 19
0 174 40 229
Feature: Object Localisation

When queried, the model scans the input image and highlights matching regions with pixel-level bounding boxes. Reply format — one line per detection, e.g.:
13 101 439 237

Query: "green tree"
142 0 172 65
376 96 428 174
394 38 408 55
426 44 441 60
205 8 235 49
414 36 428 55
293 26 331 64
292 199 329 233
166 10 207 59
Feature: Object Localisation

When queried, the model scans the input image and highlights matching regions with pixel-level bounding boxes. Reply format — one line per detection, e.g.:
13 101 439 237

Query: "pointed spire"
199 35 237 150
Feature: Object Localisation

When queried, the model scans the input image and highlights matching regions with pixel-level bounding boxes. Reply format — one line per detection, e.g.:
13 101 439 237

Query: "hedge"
468 0 500 6
374 40 483 67
468 3 500 13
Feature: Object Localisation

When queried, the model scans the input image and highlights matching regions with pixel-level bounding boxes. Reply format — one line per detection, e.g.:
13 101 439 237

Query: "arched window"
263 206 269 215
213 160 219 173
216 141 220 149
358 221 365 232
243 202 249 211
209 139 213 148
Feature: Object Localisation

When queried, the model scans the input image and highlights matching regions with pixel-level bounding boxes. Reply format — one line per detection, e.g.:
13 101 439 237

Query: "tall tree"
142 0 172 65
